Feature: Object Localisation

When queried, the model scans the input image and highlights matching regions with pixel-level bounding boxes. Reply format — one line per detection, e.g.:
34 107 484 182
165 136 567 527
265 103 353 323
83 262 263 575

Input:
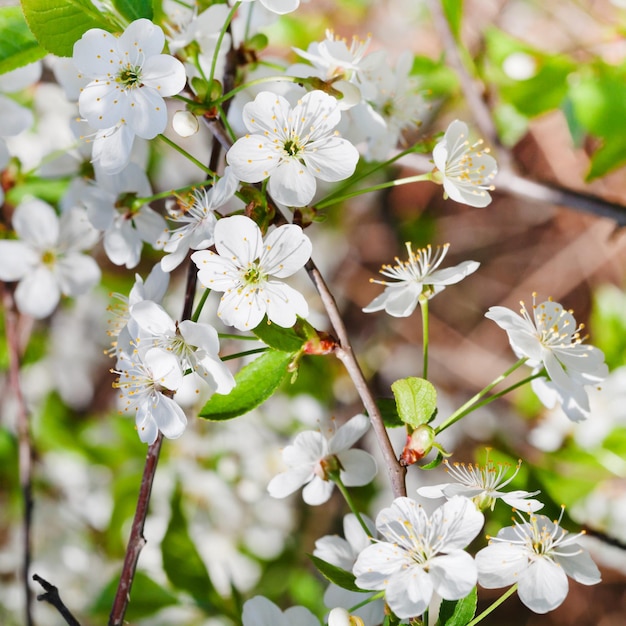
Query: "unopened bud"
172 110 200 137
400 424 435 466
328 608 364 626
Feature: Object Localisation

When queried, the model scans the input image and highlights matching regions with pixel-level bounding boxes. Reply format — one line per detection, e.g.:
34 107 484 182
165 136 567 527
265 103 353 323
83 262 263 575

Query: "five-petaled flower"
73 19 186 139
226 90 359 207
476 508 601 614
432 119 497 207
485 294 608 421
267 414 377 506
191 215 311 331
363 242 479 317
0 199 100 319
353 496 484 619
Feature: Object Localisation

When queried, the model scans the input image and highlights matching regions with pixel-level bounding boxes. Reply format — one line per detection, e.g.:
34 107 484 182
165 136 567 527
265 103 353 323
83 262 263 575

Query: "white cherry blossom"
353 496 484 619
363 242 479 317
242 596 319 626
128 299 235 396
239 0 301 15
81 162 166 268
432 119 498 207
485 295 608 421
114 347 187 444
73 19 186 139
160 167 239 272
416 455 543 512
0 199 100 319
191 215 311 331
267 414 377 505
476 509 601 614
226 90 359 207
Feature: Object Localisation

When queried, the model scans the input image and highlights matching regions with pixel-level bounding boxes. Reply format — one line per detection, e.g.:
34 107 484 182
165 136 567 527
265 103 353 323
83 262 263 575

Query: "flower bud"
400 424 435 466
328 608 364 626
172 110 200 137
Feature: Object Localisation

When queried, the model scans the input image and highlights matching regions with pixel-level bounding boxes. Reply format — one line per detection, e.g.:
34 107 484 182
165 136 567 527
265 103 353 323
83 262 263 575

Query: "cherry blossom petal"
518 558 569 614
55 253 101 296
127 88 168 138
0 241 38 281
268 158 317 206
262 224 312 278
337 449 377 486
13 198 59 249
429 551 477 599
141 54 187 96
15 266 60 318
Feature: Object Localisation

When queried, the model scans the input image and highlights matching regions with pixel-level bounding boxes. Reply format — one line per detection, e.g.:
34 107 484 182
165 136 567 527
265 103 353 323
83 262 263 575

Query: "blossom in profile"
267 414 377 506
432 119 497 207
476 509 601 614
353 496 484 619
128 299 235 396
416 454 543 512
226 90 359 207
114 346 187 444
242 596 319 626
160 167 239 272
191 215 311 331
73 19 186 139
485 295 608 421
0 199 100 318
363 242 479 317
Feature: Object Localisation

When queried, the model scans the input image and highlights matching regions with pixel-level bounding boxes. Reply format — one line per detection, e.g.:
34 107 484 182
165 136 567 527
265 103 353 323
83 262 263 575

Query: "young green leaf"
199 349 297 420
0 7 46 74
391 377 437 428
253 317 306 352
307 554 364 593
435 586 477 626
112 0 153 21
21 0 118 57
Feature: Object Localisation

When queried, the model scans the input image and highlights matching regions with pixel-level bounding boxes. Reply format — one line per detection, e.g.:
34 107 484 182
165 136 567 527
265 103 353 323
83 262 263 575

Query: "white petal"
476 542 527 588
302 136 359 182
429 552 477 600
213 215 263 266
302 475 335 505
555 545 601 585
0 241 38 281
151 394 187 439
385 566 432 618
72 28 119 76
226 134 280 183
144 347 183 390
261 224 312 278
127 88 168 139
141 54 187 96
337 449 377 486
130 300 176 336
435 496 484 551
118 19 165 60
242 596 286 626
267 468 312 499
330 414 371 451
263 282 309 327
0 95 33 136
92 123 136 175
517 558 569 613
13 199 59 248
15 266 60 318
55 253 101 296
268 158 317 207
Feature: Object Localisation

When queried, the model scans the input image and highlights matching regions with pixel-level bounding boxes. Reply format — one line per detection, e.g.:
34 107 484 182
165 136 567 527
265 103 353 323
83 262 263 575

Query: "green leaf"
441 0 463 40
253 317 306 352
375 397 404 428
162 483 216 608
391 377 437 428
307 555 364 593
91 571 178 620
0 7 46 74
112 0 153 21
436 587 477 626
21 0 118 57
199 349 296 420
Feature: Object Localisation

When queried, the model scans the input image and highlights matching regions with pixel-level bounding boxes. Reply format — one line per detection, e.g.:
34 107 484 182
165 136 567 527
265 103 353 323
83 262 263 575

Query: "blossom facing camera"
476 509 601 614
353 496 484 619
267 414 377 506
226 90 359 207
191 215 311 331
432 119 497 207
363 242 479 317
485 294 608 422
73 19 186 139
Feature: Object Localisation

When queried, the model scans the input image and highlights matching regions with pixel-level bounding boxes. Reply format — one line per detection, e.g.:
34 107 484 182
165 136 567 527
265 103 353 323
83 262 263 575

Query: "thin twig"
306 262 407 497
108 433 163 626
2 285 34 626
33 574 82 626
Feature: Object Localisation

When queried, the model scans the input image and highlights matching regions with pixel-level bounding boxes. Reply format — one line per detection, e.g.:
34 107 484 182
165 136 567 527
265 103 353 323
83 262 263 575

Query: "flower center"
41 250 56 266
283 138 301 157
243 260 265 286
117 64 143 90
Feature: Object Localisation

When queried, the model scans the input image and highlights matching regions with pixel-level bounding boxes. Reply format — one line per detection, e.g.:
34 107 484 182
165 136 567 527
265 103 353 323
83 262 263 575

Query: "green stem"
348 591 385 613
218 333 260 341
132 179 215 209
315 173 433 210
466 584 518 626
191 288 210 322
208 1 240 87
420 297 429 380
214 75 305 106
158 134 215 175
435 357 528 435
332 473 372 538
222 347 269 361
315 145 433 208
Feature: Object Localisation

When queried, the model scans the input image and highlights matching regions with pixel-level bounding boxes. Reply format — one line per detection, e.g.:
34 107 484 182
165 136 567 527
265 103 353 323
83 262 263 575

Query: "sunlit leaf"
0 7 46 74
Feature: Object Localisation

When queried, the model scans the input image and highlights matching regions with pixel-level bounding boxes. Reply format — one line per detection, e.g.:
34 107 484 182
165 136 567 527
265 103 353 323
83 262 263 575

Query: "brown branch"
2 285 34 626
306 262 407 497
108 433 163 626
33 574 82 626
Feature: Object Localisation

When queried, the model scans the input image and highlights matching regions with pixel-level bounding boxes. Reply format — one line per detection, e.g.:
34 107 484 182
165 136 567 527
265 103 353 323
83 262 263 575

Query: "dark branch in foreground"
33 574 82 626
